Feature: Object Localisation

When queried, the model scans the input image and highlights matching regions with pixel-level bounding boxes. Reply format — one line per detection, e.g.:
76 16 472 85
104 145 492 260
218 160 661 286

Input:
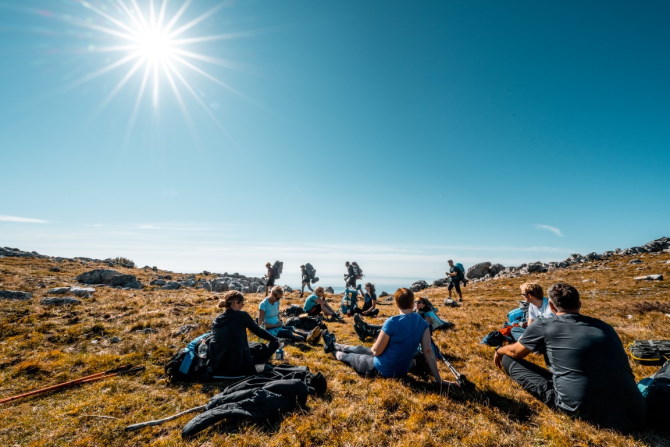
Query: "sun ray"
172 53 250 100
130 0 150 31
172 31 258 45
172 48 251 72
71 52 140 89
115 0 144 32
161 61 198 136
125 60 152 141
163 0 193 35
156 0 168 30
168 3 226 39
80 1 139 39
98 57 146 112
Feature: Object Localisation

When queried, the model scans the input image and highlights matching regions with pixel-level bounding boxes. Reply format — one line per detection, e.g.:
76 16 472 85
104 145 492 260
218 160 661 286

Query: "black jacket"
207 309 278 376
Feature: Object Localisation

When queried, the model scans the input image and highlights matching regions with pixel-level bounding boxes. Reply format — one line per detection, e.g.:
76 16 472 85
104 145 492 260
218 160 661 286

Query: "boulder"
284 286 294 293
443 298 460 308
325 287 335 294
433 278 448 287
629 259 643 265
410 280 428 292
0 290 33 301
48 287 71 295
161 281 181 290
41 297 81 306
489 263 505 277
634 275 663 281
526 262 548 273
150 279 166 286
211 278 229 292
379 291 389 297
466 262 492 279
70 287 95 298
76 269 143 289
49 267 61 272
256 286 265 294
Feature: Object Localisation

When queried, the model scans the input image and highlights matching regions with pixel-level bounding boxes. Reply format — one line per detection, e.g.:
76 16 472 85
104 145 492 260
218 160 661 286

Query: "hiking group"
169 258 653 434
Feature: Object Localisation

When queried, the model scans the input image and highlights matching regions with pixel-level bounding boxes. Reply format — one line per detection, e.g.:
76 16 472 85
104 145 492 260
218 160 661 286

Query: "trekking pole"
0 364 143 404
433 344 475 391
124 405 207 432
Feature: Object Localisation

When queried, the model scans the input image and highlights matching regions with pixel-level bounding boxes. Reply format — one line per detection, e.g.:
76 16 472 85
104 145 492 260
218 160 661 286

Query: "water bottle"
275 346 284 361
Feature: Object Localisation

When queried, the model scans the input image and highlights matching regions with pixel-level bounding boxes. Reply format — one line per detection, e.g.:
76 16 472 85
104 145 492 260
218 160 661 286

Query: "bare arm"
493 341 532 369
371 330 390 356
420 328 443 383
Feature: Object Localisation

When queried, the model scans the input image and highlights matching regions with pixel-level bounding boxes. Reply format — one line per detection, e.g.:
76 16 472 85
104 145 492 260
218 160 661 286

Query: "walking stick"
124 405 207 432
433 344 475 391
0 365 143 404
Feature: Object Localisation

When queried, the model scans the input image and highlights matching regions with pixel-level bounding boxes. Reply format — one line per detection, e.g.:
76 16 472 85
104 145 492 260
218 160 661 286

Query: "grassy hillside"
1 251 669 446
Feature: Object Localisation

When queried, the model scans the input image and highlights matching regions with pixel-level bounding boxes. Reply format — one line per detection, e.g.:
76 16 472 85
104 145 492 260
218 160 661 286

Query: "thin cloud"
534 224 564 237
0 215 49 224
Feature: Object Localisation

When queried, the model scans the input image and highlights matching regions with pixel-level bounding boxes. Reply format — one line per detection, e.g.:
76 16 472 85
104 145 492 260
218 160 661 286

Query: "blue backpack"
165 332 212 382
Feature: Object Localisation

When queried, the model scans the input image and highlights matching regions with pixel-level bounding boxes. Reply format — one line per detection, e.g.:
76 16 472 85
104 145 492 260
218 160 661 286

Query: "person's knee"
500 354 514 375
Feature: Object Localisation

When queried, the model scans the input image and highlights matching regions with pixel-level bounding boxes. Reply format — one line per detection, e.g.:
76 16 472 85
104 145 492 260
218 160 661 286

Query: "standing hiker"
446 259 465 302
300 265 314 298
344 261 356 288
494 283 646 431
207 291 280 377
263 262 275 297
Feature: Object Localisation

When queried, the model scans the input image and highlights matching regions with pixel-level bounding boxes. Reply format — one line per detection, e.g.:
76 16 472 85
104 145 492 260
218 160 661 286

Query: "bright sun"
66 0 241 130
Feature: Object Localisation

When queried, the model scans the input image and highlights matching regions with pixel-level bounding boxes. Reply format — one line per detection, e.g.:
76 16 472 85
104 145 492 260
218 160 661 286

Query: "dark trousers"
501 355 556 407
334 344 377 377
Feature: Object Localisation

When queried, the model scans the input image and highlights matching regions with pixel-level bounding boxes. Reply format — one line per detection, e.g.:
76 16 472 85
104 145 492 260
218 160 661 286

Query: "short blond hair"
520 282 543 299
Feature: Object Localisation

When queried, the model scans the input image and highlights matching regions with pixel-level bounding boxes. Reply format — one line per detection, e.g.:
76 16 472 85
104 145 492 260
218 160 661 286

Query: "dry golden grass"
1 252 669 446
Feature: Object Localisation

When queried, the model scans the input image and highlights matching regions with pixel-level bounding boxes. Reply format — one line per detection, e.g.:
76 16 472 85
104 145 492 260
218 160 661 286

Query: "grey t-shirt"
519 314 646 431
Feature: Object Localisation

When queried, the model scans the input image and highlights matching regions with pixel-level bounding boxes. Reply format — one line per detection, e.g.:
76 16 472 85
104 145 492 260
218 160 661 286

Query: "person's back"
374 312 428 377
524 314 646 430
209 308 257 376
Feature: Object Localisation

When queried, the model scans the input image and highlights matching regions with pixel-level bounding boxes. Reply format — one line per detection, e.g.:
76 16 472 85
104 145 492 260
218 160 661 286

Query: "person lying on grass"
303 286 340 320
259 286 322 344
415 297 453 332
324 287 456 387
494 283 646 432
207 290 280 377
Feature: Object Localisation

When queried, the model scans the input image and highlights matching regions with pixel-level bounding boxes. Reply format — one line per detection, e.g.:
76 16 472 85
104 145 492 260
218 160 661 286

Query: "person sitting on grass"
207 290 280 377
303 286 340 320
353 283 379 317
324 288 454 387
519 282 554 327
416 297 453 332
259 286 322 344
353 313 382 341
494 283 646 432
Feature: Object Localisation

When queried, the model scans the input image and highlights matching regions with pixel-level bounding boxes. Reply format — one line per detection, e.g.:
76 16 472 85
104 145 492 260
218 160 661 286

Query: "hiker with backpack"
493 283 646 431
304 286 340 320
259 286 323 344
323 288 455 387
520 282 554 327
447 259 465 302
352 283 379 317
340 285 360 317
207 291 280 377
299 265 314 298
263 262 276 297
344 261 356 288
416 297 453 332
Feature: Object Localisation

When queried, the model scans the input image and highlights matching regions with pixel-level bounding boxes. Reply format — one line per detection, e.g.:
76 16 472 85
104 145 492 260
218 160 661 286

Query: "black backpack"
272 261 283 279
639 360 670 425
352 262 363 279
305 263 319 283
165 332 213 382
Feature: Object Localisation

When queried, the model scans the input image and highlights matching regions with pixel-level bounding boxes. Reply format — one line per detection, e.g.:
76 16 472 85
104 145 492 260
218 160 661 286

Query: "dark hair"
219 290 244 309
416 297 434 312
548 283 580 311
394 288 414 310
365 283 375 294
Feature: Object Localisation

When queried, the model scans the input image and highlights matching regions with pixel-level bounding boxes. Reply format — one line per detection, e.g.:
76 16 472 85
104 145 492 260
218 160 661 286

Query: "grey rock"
466 262 492 279
325 287 335 294
198 281 212 291
150 279 166 286
183 279 196 287
76 269 142 289
161 281 181 290
433 278 448 287
109 274 143 289
283 286 293 293
256 286 265 293
175 324 198 335
49 267 61 272
634 274 663 281
526 262 548 273
228 281 243 291
70 287 95 298
629 259 643 265
110 336 121 343
379 291 388 297
48 287 71 295
0 290 33 301
443 298 460 308
141 328 158 334
410 280 428 292
211 278 230 292
41 297 81 306
585 252 601 261
489 263 506 277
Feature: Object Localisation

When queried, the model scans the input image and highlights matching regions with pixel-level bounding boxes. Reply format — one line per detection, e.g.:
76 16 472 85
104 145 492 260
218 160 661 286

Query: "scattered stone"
582 279 596 283
76 269 143 289
48 287 71 295
283 286 294 293
70 287 95 298
49 267 61 272
325 287 335 294
150 279 166 286
629 259 643 264
443 299 460 308
211 278 230 292
41 297 81 306
110 336 121 344
433 278 448 287
0 290 33 301
141 328 158 334
410 280 428 292
634 275 663 281
626 315 633 319
379 291 389 297
175 324 198 335
161 281 181 290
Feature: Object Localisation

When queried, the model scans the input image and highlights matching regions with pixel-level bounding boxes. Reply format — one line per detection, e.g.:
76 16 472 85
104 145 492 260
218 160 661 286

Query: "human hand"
493 349 503 369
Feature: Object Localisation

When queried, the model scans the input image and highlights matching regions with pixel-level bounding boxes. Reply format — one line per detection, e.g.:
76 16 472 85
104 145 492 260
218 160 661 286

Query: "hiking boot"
323 330 336 354
306 326 322 345
353 322 369 341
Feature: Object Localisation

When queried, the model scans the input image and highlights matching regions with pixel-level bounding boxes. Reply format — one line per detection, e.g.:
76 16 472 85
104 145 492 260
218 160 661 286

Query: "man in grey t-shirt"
494 283 646 431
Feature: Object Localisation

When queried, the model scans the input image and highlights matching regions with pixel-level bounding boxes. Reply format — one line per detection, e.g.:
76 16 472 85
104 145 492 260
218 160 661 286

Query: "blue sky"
1 0 668 288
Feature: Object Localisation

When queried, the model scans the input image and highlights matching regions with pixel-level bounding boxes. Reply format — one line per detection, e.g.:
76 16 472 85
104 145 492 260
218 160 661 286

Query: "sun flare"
63 0 244 131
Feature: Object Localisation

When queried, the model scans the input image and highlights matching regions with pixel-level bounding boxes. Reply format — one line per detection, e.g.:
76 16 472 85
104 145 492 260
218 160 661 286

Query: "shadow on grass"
402 375 535 424
631 424 670 447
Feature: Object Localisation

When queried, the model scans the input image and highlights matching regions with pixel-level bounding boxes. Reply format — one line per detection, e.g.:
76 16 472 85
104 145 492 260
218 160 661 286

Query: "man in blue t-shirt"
323 288 454 387
259 286 320 343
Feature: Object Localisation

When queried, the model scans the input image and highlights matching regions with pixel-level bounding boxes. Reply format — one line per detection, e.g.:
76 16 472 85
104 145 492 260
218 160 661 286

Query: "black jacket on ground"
207 309 278 376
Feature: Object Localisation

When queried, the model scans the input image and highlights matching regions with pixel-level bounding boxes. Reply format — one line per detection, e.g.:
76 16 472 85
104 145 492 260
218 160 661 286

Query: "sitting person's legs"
332 343 376 376
276 326 307 342
501 355 555 407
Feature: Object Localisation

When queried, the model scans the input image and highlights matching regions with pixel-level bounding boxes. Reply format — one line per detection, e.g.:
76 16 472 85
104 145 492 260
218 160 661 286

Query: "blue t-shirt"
374 313 429 377
259 297 281 336
304 293 319 312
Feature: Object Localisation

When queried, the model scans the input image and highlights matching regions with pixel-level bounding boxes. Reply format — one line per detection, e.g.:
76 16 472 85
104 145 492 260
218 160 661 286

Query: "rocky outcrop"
634 275 663 281
0 290 33 301
47 287 95 298
410 280 428 292
76 269 142 289
41 297 81 306
0 247 47 258
466 262 491 280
